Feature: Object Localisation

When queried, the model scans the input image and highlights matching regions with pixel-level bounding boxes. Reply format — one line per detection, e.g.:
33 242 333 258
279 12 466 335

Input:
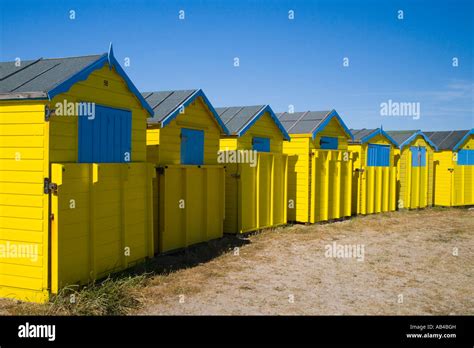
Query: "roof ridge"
309 110 332 135
237 105 267 133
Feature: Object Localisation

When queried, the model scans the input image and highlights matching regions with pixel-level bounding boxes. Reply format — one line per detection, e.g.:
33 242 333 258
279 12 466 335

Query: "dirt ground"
0 208 472 315
138 208 474 315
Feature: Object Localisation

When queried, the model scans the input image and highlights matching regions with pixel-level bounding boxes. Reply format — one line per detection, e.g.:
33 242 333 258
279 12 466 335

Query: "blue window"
181 128 204 165
411 146 426 167
367 144 390 167
78 105 131 163
320 136 338 150
252 137 270 152
457 149 474 165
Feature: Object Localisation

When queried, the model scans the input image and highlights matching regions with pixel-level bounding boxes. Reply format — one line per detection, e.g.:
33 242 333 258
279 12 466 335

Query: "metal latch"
231 173 241 178
44 178 58 194
355 168 365 173
448 168 454 172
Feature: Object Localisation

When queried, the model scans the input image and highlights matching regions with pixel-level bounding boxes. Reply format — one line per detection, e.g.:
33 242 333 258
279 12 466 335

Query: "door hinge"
45 105 52 121
44 178 58 194
230 173 241 178
50 213 55 221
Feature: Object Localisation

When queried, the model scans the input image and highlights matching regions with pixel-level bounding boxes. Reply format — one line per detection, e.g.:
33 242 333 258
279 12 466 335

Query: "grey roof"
215 105 266 135
0 55 103 99
424 130 470 150
385 130 419 146
350 128 378 143
142 90 198 122
276 110 331 134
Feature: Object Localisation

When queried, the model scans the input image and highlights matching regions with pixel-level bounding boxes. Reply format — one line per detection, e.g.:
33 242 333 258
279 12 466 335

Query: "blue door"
320 136 338 150
78 105 132 163
411 146 426 167
181 128 204 165
367 144 390 167
458 149 474 165
252 137 270 152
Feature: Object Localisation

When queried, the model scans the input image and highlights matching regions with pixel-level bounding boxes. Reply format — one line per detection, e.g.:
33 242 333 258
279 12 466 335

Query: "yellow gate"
310 150 352 223
156 165 225 253
356 166 397 214
224 152 288 234
50 163 154 293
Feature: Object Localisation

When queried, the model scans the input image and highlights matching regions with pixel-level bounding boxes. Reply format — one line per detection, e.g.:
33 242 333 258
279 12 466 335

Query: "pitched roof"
350 128 379 142
384 130 419 146
277 109 353 140
277 110 330 134
350 128 398 146
0 45 154 115
424 130 471 151
142 89 229 133
215 105 289 140
385 130 438 150
0 55 102 98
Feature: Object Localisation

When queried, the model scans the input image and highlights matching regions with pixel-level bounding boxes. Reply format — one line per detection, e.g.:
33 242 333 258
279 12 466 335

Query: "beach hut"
385 130 438 209
277 110 353 223
143 90 229 253
349 128 398 215
216 105 289 234
425 130 474 206
0 46 154 303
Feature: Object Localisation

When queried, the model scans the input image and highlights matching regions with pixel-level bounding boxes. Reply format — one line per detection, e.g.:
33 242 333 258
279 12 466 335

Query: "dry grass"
0 207 472 315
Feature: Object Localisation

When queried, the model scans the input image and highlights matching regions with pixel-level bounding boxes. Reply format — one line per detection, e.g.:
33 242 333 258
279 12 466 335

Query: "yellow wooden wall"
311 118 349 151
146 96 222 166
50 163 154 293
398 136 434 209
282 137 311 222
49 64 148 163
0 101 50 303
234 111 284 152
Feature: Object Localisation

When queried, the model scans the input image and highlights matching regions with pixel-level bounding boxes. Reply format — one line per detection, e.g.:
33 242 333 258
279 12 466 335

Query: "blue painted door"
411 146 426 167
181 128 204 165
457 149 474 165
252 137 270 152
78 105 132 163
367 144 390 167
320 136 338 150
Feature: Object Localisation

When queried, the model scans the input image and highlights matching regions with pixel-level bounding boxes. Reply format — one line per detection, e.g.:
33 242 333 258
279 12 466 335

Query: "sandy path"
138 208 474 315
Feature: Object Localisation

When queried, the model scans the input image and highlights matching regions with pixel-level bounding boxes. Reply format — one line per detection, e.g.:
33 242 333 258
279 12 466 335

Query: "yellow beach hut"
349 128 398 215
143 89 229 253
216 105 289 234
0 46 155 303
385 130 438 209
277 110 353 223
425 130 474 206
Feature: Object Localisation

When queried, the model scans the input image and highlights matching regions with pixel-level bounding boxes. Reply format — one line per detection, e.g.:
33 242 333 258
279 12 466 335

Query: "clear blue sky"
1 0 472 131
